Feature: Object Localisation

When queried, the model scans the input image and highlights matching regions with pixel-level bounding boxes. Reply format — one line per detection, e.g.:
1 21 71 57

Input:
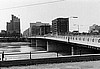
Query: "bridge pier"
46 40 72 55
30 39 36 47
36 39 47 50
30 39 47 50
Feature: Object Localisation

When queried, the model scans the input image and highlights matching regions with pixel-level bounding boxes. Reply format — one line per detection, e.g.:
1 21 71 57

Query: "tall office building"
52 18 69 35
6 15 20 37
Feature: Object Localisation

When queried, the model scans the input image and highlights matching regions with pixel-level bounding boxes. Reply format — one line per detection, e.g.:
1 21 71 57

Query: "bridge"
46 35 100 48
28 35 100 55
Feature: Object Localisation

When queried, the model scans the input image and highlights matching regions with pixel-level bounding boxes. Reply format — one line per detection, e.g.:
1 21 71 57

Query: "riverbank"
1 54 100 67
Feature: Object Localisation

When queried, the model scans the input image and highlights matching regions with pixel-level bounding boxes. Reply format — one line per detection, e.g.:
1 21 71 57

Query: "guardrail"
1 52 100 67
0 51 59 61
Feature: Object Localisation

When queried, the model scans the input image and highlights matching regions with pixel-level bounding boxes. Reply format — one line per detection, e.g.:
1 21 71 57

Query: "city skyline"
0 0 100 33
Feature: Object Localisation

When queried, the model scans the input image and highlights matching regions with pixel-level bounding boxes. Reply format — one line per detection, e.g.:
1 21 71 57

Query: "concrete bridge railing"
45 35 100 48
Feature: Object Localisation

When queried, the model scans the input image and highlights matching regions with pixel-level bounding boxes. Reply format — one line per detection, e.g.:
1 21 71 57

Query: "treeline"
0 32 22 37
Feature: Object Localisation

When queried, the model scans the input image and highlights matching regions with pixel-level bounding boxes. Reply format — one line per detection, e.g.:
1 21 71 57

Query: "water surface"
0 42 46 54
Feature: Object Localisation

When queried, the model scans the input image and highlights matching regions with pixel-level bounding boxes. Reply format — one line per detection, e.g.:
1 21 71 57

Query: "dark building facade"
52 18 69 35
88 24 100 35
40 24 50 35
6 15 20 37
30 22 50 36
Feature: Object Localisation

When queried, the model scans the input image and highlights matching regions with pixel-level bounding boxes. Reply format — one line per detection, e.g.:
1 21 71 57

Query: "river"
0 42 57 61
0 42 46 54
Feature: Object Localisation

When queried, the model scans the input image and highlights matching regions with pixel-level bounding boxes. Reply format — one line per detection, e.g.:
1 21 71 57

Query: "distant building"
23 28 30 37
30 22 50 36
1 30 6 34
40 24 50 35
0 30 7 37
6 15 20 37
52 18 69 35
88 24 100 34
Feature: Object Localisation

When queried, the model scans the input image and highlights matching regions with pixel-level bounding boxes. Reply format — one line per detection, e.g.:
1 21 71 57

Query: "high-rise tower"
7 15 20 37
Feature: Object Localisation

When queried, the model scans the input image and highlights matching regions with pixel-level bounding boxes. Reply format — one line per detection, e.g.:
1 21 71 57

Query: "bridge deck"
28 35 100 48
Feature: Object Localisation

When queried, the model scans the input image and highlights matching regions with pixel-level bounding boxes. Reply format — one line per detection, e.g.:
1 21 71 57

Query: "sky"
0 0 100 33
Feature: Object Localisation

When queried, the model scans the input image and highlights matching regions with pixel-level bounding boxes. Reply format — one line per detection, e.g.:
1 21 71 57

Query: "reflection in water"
20 46 36 53
0 42 46 53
